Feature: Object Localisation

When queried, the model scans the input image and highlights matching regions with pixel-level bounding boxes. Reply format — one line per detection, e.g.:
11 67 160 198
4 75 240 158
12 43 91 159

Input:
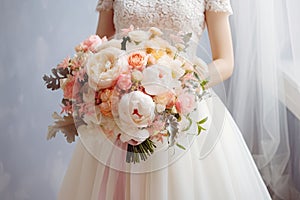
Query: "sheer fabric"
226 0 300 199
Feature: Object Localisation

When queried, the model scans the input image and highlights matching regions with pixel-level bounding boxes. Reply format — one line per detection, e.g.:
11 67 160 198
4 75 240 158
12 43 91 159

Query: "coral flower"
127 51 148 70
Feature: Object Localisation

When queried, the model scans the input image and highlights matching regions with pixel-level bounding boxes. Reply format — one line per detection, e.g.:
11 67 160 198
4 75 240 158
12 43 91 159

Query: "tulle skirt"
57 97 272 200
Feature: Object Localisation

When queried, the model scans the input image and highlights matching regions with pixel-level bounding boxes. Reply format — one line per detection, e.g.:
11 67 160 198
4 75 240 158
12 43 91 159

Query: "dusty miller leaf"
47 112 78 143
43 68 70 91
166 115 179 147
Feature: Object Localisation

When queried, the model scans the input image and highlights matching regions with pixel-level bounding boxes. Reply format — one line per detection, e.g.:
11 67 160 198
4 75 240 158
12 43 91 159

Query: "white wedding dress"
57 0 272 199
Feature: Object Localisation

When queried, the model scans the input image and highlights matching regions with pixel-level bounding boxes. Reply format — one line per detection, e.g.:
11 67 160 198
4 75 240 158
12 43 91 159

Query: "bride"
58 0 272 199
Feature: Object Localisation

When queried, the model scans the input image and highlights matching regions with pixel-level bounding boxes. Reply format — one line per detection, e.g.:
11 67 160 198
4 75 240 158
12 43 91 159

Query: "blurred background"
0 0 299 200
0 1 98 199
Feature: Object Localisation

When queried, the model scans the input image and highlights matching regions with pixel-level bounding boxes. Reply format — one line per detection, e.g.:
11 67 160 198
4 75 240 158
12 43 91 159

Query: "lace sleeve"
96 0 114 12
205 0 233 15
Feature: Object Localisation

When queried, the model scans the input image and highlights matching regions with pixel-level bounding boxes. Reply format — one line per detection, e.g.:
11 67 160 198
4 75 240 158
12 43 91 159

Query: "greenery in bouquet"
43 26 209 163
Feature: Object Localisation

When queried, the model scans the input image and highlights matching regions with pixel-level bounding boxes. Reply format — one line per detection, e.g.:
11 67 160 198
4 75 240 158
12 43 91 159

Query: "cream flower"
117 91 155 144
132 69 143 81
149 27 163 37
128 30 151 43
95 39 122 52
141 64 181 95
157 55 185 79
86 47 124 90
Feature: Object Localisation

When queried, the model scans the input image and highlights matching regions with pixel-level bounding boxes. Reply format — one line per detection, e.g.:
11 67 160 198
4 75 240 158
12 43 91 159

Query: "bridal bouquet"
43 26 209 163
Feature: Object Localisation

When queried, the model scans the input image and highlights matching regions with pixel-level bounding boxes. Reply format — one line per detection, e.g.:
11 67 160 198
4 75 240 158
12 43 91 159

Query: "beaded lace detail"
96 0 232 41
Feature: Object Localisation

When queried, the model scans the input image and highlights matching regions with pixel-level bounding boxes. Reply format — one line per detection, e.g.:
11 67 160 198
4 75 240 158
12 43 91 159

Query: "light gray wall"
0 1 98 199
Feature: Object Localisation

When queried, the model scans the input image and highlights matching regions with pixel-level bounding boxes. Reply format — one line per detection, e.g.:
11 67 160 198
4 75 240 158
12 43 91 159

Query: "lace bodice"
96 0 232 42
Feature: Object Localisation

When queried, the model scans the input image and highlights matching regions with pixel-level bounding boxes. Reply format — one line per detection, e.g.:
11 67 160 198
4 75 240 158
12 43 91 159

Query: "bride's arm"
205 11 234 87
96 10 115 38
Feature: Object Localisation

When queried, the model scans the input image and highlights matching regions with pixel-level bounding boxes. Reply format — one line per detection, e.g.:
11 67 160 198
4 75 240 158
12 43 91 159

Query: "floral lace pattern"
96 0 232 41
206 0 233 14
96 0 114 11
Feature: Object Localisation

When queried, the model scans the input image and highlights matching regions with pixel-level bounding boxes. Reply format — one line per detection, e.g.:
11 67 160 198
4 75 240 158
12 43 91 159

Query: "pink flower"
57 56 70 69
75 35 105 52
70 57 84 70
61 77 75 99
148 120 165 136
72 68 86 82
61 76 81 100
175 93 196 115
78 102 96 117
60 101 73 114
117 74 132 90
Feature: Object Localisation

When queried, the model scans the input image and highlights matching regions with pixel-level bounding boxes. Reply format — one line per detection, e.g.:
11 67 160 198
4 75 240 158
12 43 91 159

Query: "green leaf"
193 71 200 81
176 143 186 150
181 116 192 132
200 80 209 90
197 117 208 125
197 125 207 135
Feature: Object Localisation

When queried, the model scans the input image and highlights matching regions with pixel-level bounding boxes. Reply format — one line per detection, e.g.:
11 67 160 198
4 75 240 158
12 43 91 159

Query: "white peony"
95 39 122 52
141 64 181 95
117 91 155 144
86 47 124 90
128 30 151 43
157 55 185 79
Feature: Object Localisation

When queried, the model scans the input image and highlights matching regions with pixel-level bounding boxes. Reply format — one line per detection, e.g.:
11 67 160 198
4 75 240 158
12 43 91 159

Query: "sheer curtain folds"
226 0 300 199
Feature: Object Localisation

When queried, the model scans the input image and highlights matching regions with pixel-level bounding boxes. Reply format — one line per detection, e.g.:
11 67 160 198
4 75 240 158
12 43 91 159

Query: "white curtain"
225 0 300 199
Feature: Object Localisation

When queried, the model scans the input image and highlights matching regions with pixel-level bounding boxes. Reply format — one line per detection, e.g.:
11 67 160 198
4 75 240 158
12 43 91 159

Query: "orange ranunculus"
99 101 112 117
127 51 147 70
98 89 114 117
100 89 113 102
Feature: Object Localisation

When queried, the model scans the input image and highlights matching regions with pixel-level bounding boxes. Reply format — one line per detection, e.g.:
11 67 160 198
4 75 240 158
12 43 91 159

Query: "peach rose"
127 51 148 70
98 89 114 117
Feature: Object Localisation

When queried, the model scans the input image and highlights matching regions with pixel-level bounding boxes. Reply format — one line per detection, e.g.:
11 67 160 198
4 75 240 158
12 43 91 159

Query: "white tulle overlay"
58 0 272 199
58 97 271 200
